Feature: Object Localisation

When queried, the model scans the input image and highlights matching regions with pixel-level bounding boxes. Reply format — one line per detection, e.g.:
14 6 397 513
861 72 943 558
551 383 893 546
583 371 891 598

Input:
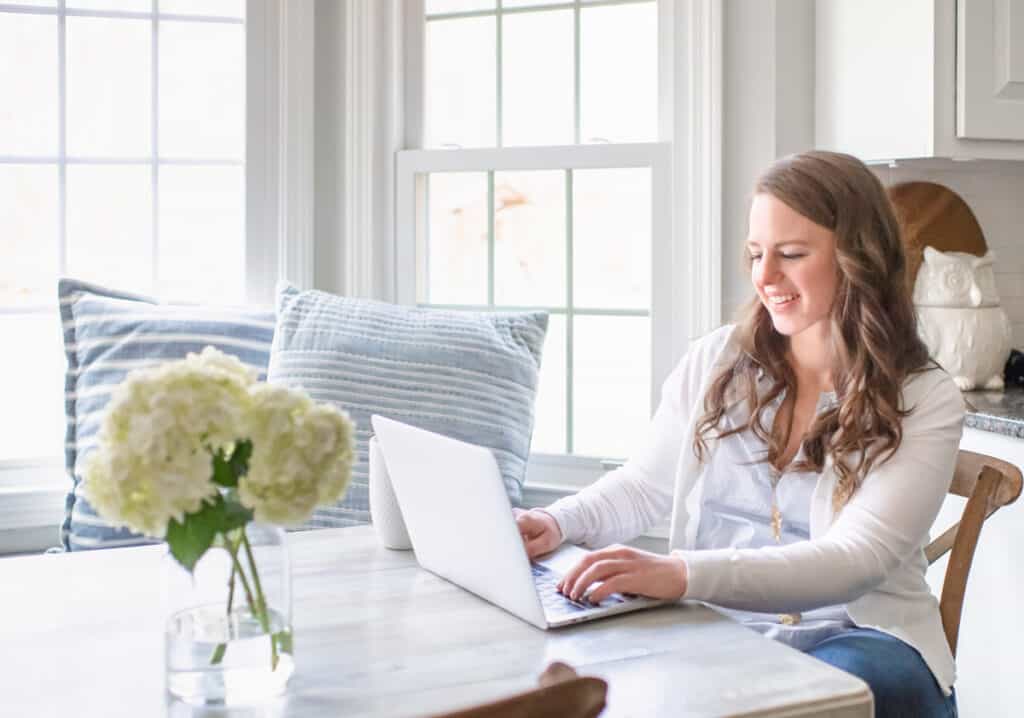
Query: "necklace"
769 465 802 626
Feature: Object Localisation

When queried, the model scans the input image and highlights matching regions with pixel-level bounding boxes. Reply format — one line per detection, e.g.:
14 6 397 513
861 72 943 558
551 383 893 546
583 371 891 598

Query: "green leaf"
229 439 253 478
210 440 252 488
211 448 236 488
166 495 253 573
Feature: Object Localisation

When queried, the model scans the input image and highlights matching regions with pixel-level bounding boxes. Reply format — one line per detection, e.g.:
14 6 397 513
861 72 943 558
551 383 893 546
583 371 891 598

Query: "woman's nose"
753 254 780 285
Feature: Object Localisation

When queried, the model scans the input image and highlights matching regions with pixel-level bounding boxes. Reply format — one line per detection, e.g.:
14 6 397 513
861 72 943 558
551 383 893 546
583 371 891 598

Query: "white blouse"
543 324 964 694
697 380 854 652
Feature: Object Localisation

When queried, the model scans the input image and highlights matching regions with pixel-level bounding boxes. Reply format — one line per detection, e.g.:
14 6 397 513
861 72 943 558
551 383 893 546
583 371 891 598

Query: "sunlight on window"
0 165 58 308
502 10 574 146
66 16 152 157
160 20 245 160
158 165 245 303
426 16 497 148
493 170 566 307
531 314 567 454
573 315 651 459
573 168 651 310
580 2 657 143
427 172 489 304
0 15 58 156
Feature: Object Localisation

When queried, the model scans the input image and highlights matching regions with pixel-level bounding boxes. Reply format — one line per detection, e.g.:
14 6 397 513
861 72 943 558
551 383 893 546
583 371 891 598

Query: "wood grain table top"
0 526 871 717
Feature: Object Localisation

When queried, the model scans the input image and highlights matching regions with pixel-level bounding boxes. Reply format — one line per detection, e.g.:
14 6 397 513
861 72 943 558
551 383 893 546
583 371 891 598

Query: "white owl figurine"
913 246 1012 391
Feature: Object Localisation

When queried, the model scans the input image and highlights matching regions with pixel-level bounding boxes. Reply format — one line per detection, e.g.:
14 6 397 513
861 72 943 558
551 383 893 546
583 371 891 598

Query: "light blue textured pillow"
268 283 548 528
59 278 275 551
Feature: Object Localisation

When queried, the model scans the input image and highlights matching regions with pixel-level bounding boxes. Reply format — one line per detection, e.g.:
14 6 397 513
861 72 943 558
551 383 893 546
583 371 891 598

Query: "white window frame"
397 0 722 503
0 0 314 551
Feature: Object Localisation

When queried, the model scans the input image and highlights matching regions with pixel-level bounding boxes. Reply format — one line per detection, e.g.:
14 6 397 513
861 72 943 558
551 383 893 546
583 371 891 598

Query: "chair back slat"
927 450 1023 657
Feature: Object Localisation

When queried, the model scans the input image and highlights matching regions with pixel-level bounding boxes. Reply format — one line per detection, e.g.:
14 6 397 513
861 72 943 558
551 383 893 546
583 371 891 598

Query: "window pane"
160 20 244 160
0 165 58 309
502 9 573 146
530 313 566 454
573 168 651 309
494 170 565 306
0 14 58 156
426 17 496 148
426 0 494 14
0 1 56 6
580 2 657 143
427 172 488 305
160 0 245 17
66 165 152 294
66 16 151 157
158 165 244 303
67 0 151 10
573 315 650 459
0 314 65 461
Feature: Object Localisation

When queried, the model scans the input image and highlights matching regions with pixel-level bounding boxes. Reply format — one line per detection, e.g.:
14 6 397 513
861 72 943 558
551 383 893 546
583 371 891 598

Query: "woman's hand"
557 545 688 604
513 508 563 559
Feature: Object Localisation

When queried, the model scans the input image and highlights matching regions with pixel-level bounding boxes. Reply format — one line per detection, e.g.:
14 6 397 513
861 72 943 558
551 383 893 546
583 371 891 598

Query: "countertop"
964 385 1024 438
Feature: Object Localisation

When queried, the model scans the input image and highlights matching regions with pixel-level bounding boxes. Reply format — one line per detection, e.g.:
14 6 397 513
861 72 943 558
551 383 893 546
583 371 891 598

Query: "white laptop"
370 415 666 629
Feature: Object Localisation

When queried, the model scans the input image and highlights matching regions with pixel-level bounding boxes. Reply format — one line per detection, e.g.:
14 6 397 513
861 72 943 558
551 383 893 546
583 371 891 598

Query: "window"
0 3 246 471
399 0 668 483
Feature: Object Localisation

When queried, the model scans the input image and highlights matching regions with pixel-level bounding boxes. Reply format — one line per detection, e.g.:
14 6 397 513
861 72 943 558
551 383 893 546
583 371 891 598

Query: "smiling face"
747 193 839 343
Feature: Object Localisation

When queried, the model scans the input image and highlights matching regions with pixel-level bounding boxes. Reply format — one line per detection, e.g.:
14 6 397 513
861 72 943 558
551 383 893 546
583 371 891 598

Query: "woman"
516 151 963 716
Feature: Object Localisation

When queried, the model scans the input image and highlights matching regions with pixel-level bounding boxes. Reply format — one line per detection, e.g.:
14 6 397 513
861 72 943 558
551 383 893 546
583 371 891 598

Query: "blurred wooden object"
430 662 607 718
887 181 987 292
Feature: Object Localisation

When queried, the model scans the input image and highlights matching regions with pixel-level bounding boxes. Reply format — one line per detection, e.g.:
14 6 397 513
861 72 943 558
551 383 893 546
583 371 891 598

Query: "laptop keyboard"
531 562 627 615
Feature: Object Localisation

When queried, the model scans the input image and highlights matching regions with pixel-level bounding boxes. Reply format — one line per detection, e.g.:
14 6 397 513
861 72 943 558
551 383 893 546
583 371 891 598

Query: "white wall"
721 0 816 321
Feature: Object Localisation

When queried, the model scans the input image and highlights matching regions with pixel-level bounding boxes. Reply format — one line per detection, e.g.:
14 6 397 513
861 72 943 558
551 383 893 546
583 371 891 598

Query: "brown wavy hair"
693 151 933 512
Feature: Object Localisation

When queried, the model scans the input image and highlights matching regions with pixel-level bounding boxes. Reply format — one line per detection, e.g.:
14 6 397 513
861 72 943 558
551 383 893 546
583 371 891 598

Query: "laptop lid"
370 415 548 629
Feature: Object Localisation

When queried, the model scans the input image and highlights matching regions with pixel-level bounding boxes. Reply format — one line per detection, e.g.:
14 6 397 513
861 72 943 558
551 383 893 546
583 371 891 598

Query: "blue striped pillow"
268 283 548 528
59 278 275 551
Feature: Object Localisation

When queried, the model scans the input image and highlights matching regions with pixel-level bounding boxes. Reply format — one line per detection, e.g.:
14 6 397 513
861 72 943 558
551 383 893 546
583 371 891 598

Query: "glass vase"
163 522 293 705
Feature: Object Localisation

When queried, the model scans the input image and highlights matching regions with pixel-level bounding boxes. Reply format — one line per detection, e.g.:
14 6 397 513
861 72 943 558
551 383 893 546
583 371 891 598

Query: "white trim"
277 0 316 291
341 0 409 302
245 0 280 304
660 0 723 352
245 0 315 303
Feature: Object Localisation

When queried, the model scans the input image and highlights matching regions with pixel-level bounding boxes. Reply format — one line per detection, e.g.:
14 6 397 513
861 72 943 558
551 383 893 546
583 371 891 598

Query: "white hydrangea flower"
83 347 255 538
239 384 355 526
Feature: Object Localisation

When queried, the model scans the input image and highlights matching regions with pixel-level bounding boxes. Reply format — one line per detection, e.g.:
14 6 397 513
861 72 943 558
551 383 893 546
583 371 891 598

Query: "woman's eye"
749 254 762 261
781 253 805 260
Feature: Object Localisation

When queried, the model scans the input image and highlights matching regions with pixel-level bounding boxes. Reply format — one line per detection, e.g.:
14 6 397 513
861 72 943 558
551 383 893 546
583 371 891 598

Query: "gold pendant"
770 503 782 543
778 612 802 625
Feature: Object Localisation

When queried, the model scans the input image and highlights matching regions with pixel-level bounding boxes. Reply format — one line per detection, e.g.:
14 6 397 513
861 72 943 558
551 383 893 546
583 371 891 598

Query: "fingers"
566 559 631 602
556 545 637 595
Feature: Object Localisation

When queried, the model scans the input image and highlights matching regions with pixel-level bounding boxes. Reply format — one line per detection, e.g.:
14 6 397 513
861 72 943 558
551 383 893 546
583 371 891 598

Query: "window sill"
0 459 65 555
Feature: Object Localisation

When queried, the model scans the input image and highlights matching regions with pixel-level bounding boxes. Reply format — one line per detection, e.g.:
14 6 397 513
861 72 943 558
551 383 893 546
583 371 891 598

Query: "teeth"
768 294 798 304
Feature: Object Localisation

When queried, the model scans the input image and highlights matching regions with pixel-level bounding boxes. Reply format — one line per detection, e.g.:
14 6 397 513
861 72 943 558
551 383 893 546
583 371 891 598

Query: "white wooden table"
0 526 872 717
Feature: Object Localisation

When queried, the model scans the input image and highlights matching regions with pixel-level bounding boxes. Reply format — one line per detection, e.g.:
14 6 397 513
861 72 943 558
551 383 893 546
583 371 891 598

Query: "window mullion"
487 171 495 306
565 168 574 454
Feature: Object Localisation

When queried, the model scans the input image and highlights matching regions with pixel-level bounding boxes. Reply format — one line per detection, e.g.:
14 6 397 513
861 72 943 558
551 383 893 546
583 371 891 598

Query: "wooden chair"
429 662 607 718
925 449 1022 657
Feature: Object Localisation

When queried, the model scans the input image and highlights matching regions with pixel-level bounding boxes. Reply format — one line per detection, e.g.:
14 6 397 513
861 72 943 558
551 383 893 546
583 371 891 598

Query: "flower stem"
241 531 278 670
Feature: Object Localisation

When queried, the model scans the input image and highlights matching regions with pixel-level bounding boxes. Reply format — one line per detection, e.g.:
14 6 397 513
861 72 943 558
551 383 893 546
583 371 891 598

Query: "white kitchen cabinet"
816 0 1024 161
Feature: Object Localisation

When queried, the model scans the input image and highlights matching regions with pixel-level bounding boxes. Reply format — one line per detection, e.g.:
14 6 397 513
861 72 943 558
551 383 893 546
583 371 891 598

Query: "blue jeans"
806 628 957 718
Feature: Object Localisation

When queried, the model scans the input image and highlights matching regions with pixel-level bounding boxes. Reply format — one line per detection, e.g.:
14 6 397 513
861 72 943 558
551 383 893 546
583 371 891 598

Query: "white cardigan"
545 324 965 694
